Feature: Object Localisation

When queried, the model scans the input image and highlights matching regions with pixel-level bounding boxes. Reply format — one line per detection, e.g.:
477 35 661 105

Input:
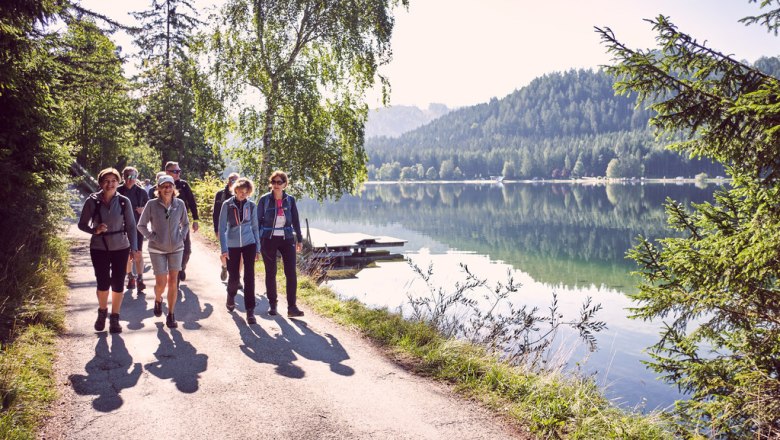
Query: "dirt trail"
39 223 527 439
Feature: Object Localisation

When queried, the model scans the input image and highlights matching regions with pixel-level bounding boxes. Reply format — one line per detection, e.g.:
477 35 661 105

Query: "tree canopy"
202 0 408 199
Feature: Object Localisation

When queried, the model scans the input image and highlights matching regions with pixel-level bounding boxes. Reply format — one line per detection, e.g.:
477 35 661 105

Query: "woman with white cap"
137 174 189 328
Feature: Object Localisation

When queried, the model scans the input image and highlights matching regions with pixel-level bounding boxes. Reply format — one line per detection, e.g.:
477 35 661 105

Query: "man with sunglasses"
118 166 150 291
165 161 200 282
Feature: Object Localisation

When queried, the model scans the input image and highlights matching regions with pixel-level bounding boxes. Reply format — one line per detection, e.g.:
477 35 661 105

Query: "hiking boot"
166 313 178 328
126 276 136 290
179 270 186 281
268 303 278 316
220 265 227 282
136 276 146 291
287 307 304 318
226 293 235 312
94 308 108 331
109 313 122 333
246 311 256 325
153 299 163 317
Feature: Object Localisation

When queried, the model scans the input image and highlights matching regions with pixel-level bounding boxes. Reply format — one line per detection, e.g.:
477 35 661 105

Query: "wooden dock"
305 227 407 265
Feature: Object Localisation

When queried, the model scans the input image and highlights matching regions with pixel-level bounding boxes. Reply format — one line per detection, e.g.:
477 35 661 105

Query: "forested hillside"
365 66 780 180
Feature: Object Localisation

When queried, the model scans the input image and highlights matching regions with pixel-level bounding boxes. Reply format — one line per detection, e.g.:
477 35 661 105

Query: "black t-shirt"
117 184 150 220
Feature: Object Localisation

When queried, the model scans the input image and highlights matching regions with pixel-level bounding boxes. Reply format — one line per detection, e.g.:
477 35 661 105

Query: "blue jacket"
256 191 303 242
218 196 260 253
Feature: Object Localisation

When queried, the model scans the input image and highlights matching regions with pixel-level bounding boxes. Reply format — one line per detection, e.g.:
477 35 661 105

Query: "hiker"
118 166 149 292
164 161 199 283
218 177 260 324
213 172 239 282
77 168 138 333
137 174 189 329
257 171 304 317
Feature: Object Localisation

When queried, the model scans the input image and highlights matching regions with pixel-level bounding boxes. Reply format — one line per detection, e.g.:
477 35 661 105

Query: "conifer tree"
131 0 220 175
598 4 780 436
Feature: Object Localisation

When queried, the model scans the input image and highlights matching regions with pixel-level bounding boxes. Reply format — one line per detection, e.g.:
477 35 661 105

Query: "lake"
296 181 722 411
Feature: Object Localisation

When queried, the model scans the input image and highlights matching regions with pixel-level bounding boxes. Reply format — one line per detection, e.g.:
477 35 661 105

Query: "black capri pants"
90 247 131 292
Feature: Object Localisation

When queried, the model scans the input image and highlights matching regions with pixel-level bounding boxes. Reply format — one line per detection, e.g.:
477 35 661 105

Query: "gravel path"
39 223 528 439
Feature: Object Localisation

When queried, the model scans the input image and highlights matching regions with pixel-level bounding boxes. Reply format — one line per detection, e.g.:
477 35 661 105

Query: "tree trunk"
260 81 278 180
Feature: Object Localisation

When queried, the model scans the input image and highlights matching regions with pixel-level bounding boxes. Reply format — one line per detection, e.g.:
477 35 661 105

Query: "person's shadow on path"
276 316 354 376
119 284 213 331
176 285 213 330
144 323 208 393
121 289 151 331
233 296 354 377
69 333 142 412
233 310 304 378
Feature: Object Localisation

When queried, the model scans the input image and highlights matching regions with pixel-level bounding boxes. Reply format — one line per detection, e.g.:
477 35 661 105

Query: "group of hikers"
77 161 304 334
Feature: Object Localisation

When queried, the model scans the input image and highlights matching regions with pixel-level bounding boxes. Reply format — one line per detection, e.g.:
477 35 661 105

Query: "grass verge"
0 235 69 439
296 277 675 439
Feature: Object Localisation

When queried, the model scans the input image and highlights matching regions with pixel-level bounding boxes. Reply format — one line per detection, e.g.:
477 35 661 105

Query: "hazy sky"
82 0 779 108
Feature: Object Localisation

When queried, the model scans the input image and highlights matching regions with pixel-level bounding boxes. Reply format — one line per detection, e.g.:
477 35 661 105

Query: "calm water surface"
297 181 721 410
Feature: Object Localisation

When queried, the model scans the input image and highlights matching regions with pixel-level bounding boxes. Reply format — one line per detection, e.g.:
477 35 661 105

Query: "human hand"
255 253 260 261
95 223 108 234
192 221 199 232
220 253 228 265
295 242 302 253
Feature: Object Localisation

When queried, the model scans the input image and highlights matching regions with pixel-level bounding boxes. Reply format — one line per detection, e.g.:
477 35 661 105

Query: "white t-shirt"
273 214 285 236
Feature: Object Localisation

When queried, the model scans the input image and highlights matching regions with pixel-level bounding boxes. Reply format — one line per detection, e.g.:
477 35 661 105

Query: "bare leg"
110 291 123 314
126 253 133 275
167 271 179 313
97 290 109 309
154 274 167 301
134 252 144 278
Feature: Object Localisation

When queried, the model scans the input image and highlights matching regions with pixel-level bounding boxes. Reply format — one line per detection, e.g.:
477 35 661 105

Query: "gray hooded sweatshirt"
137 197 189 254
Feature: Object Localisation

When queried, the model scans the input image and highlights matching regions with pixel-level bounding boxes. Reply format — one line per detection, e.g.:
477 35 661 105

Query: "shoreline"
364 177 732 185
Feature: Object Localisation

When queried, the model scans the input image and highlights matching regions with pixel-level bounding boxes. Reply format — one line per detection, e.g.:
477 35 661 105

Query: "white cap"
157 175 175 186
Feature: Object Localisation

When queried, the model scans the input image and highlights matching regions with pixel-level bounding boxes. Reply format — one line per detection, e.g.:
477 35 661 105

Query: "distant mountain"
364 103 451 138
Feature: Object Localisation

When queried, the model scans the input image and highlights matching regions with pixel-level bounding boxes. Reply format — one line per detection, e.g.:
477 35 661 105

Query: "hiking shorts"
148 250 183 275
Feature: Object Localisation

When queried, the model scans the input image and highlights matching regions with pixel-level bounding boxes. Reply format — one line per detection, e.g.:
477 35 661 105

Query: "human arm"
137 187 149 215
251 201 261 259
212 190 222 234
136 201 155 241
179 199 190 238
182 182 200 224
77 197 97 234
123 197 138 252
290 196 303 244
218 200 229 255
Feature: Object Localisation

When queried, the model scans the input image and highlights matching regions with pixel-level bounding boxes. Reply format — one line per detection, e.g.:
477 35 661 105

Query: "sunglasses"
167 169 182 174
125 175 137 180
271 180 285 185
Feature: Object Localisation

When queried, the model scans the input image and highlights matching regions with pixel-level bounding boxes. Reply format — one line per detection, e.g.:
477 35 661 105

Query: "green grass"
0 235 69 439
296 277 675 439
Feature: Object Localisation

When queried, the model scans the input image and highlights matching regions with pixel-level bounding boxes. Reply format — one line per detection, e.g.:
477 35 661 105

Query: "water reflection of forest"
298 183 719 290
